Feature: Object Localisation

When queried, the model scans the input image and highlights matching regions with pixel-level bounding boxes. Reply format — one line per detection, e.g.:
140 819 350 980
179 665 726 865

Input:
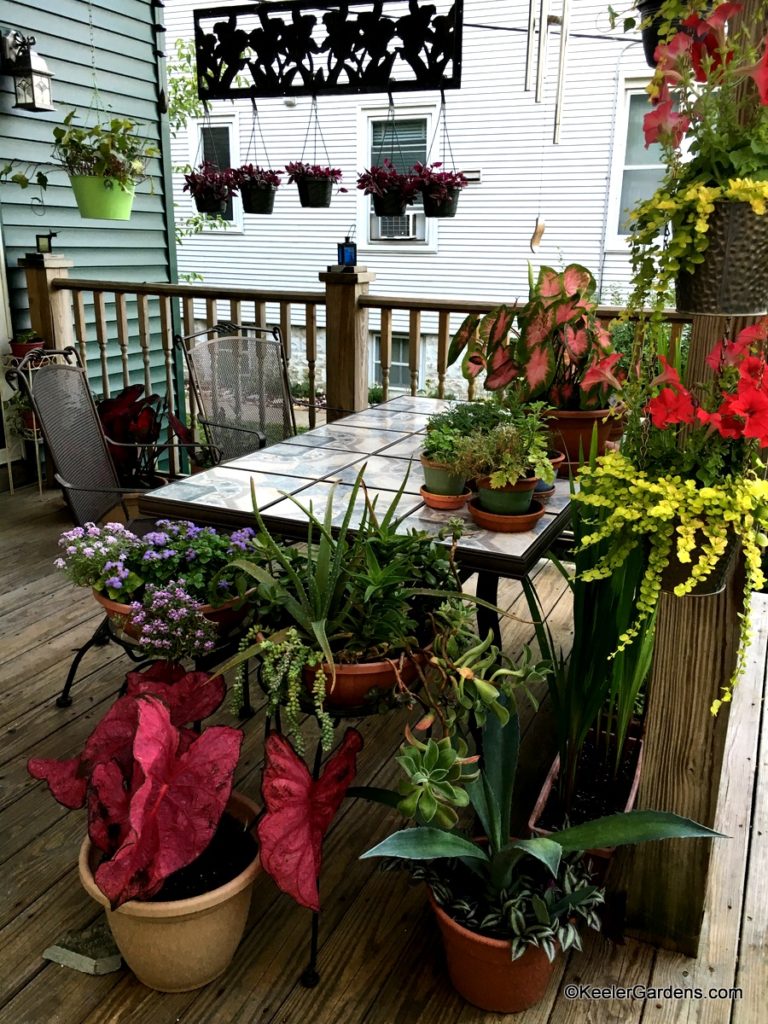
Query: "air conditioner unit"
374 212 419 240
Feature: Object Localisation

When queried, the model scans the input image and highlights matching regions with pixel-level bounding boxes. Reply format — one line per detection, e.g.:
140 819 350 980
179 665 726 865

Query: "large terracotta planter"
78 791 261 992
546 409 611 474
91 588 247 639
676 201 768 315
304 650 424 710
428 892 557 1012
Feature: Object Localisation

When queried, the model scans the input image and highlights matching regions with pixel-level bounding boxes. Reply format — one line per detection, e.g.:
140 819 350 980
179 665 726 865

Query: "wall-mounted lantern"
1 31 55 112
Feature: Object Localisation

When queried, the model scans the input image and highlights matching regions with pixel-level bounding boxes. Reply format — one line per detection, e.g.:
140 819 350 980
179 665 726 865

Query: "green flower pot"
70 175 135 221
420 456 467 496
476 476 537 515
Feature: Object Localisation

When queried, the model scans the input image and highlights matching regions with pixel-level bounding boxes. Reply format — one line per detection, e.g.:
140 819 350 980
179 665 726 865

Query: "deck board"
0 484 765 1024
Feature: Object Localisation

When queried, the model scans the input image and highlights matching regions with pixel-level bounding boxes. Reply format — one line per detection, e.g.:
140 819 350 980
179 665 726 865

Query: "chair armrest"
54 473 155 497
198 418 267 447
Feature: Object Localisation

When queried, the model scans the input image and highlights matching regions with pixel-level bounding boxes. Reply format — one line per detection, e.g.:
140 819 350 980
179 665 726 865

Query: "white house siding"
165 1 651 386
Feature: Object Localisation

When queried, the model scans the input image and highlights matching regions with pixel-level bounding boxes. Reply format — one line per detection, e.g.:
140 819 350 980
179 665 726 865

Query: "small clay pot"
420 485 471 511
420 454 467 496
475 474 538 516
468 497 545 533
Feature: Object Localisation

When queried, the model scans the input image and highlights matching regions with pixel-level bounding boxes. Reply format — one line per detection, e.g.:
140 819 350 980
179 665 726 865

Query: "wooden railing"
21 255 694 454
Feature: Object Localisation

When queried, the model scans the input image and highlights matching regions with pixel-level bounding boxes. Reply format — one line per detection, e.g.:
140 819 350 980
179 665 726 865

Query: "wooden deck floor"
1 484 766 1024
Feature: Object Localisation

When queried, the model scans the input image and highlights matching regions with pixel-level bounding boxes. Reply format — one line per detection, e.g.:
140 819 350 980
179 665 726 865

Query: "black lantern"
2 32 55 112
337 236 357 268
35 232 57 255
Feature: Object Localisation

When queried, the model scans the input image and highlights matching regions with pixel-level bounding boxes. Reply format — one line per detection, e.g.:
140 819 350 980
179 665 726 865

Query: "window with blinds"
369 118 427 242
201 124 235 221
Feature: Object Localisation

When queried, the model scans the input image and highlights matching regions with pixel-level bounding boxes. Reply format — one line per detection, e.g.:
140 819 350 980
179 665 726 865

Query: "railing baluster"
115 292 130 387
409 310 421 396
254 300 267 330
380 308 392 402
280 302 292 361
93 291 110 397
306 303 317 429
137 294 152 395
229 300 242 326
72 290 87 367
159 296 177 477
206 298 217 334
437 311 450 400
182 296 196 337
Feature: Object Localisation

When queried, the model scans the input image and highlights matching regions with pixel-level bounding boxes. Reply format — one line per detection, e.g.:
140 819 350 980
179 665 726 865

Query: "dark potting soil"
150 813 258 902
538 735 639 831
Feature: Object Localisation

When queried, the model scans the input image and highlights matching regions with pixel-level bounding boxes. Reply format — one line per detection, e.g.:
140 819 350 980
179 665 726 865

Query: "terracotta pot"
676 201 768 315
78 791 261 992
420 485 471 511
10 339 44 358
428 892 557 1012
91 589 247 639
468 497 545 533
528 733 645 862
546 409 612 475
420 454 467 496
303 650 424 710
475 475 538 516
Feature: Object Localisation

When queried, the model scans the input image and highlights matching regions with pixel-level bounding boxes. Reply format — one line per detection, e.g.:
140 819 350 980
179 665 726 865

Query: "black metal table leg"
56 617 112 707
476 570 502 651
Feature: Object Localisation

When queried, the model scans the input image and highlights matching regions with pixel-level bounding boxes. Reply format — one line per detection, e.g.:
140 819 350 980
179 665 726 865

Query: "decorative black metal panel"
193 0 463 100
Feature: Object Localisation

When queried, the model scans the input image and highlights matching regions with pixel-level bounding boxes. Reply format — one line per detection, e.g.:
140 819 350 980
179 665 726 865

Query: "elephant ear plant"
361 698 723 965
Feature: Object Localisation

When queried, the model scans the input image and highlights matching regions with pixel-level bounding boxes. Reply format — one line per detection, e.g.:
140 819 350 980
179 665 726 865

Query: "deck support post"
18 254 74 348
612 314 750 955
319 268 376 422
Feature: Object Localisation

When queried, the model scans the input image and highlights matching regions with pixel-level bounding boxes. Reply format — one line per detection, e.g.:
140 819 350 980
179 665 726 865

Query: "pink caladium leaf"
480 305 516 350
522 308 555 348
463 349 487 379
126 668 226 725
563 325 590 361
536 267 562 300
257 728 363 911
524 346 554 394
27 756 87 809
561 264 595 298
88 760 132 854
95 698 243 908
485 347 520 391
447 313 480 367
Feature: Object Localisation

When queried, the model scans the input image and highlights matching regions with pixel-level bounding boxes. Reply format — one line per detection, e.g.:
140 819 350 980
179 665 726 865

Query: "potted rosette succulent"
233 163 282 215
183 161 237 215
412 161 468 217
285 161 344 208
357 159 419 217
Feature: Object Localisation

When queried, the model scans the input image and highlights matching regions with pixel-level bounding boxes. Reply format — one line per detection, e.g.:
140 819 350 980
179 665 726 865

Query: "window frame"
369 332 426 391
189 114 244 234
605 77 664 252
356 102 439 254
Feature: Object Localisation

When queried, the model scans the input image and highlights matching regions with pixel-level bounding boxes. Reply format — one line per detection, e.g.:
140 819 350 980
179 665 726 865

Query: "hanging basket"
297 178 333 208
423 187 460 219
240 183 276 215
373 191 408 217
660 530 739 597
193 195 228 215
676 201 768 316
70 176 135 221
638 1 665 68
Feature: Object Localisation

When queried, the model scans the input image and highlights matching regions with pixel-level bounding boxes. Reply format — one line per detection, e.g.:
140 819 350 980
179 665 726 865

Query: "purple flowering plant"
129 582 218 663
55 519 258 605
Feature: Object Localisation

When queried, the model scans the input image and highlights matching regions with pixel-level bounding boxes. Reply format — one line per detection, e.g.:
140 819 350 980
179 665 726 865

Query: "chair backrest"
176 324 296 461
16 349 124 524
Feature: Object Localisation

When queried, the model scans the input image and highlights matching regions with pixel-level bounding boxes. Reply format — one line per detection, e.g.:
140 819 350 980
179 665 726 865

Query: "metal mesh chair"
175 323 296 461
12 348 134 525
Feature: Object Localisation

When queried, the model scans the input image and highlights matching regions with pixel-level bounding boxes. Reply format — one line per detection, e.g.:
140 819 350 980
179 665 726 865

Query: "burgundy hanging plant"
183 160 238 215
285 161 345 208
234 163 282 214
412 161 468 218
357 159 420 217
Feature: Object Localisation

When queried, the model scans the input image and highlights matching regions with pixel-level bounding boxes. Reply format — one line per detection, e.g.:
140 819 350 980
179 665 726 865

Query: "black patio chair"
174 323 296 461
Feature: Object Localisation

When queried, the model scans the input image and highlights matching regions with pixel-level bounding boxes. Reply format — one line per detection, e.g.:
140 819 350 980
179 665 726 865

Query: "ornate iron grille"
193 0 463 100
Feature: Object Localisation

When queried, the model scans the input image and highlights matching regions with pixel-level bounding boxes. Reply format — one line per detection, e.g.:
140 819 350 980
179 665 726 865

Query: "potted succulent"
285 161 344 208
575 319 768 713
628 1 768 315
419 401 511 508
233 163 282 215
220 469 458 749
356 159 419 217
360 696 721 1013
455 408 554 532
412 161 468 218
28 663 259 992
448 263 617 470
183 161 238 215
52 111 159 221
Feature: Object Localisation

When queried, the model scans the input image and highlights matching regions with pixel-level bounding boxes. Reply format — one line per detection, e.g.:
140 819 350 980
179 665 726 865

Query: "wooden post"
18 254 74 348
319 267 376 421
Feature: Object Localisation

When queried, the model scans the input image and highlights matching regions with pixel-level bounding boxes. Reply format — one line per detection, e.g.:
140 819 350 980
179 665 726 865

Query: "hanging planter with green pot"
70 176 135 221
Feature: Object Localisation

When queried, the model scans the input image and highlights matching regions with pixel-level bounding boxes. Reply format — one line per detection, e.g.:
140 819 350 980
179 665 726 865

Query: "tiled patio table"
138 396 572 644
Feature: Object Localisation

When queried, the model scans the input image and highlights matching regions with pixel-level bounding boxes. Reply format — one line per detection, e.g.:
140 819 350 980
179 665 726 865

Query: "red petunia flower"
648 386 696 427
